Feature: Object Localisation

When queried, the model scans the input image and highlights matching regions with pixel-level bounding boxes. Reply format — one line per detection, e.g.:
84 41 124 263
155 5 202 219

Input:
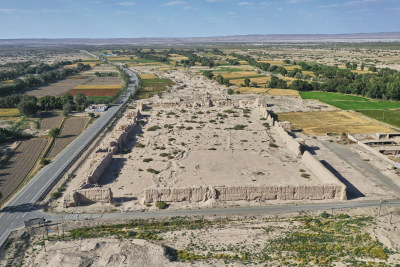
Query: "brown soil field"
25 65 122 97
39 113 64 130
0 139 48 204
68 89 120 96
26 79 88 97
277 110 394 135
47 117 88 158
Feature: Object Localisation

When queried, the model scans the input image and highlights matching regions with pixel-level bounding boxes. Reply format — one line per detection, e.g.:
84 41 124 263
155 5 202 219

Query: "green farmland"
300 91 400 110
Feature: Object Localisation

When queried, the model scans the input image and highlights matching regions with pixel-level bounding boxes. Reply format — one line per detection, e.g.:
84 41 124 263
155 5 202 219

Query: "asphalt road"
319 140 400 194
0 54 138 247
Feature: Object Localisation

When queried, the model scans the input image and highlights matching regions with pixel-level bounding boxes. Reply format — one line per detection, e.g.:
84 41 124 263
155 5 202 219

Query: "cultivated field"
25 65 123 97
300 91 400 110
39 112 64 130
0 109 19 117
277 110 394 135
267 89 299 96
358 109 400 129
0 139 48 203
135 76 175 99
235 87 267 94
46 117 88 158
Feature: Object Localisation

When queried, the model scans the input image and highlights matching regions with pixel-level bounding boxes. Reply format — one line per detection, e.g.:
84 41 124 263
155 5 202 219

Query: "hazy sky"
0 0 399 38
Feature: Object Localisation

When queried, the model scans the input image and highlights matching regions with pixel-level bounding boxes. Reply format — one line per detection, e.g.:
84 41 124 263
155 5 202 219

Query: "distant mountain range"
1 32 400 46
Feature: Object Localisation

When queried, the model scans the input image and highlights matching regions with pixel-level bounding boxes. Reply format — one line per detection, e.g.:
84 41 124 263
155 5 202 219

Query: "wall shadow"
320 160 365 199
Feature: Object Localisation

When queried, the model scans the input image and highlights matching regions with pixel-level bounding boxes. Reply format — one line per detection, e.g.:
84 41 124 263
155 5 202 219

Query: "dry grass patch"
277 110 393 135
230 76 271 86
302 71 316 77
352 70 374 74
65 63 98 67
0 108 19 117
236 87 268 94
140 74 158 80
267 89 299 96
258 60 284 65
108 56 137 61
218 71 262 79
73 84 124 90
283 65 302 71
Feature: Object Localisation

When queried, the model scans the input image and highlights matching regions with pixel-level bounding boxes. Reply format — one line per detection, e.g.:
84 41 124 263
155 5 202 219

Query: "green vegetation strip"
54 214 393 266
300 91 400 110
357 109 400 129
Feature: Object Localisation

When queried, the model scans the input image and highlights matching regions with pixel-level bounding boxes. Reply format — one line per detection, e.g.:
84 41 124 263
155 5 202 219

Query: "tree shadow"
0 203 47 213
320 160 365 199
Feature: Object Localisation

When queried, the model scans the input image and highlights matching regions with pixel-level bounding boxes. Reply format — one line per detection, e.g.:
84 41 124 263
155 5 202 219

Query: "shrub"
320 211 330 218
147 126 161 131
227 89 234 95
269 142 278 148
159 153 169 157
40 157 51 165
147 168 160 174
301 173 310 179
156 201 168 209
143 158 153 163
233 124 246 130
135 142 145 148
48 127 61 138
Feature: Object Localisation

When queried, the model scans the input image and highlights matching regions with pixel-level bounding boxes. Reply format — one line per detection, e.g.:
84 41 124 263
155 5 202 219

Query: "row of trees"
0 93 88 117
0 63 91 96
0 60 80 81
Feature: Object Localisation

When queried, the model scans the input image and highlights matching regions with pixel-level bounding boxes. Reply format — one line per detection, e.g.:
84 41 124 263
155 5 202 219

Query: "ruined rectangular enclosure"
64 93 347 207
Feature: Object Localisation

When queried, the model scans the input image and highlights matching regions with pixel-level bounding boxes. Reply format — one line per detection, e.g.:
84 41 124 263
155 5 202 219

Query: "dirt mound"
25 238 176 267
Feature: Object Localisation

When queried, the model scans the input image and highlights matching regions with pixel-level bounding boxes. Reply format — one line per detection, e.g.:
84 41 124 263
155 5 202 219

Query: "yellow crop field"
267 89 299 96
218 71 262 79
230 76 271 86
236 87 268 94
352 70 374 74
108 57 137 61
258 60 284 65
65 63 98 67
140 74 158 80
169 54 189 61
302 71 316 77
128 62 161 66
277 110 393 135
0 108 19 117
73 84 124 90
283 65 302 71
238 61 249 65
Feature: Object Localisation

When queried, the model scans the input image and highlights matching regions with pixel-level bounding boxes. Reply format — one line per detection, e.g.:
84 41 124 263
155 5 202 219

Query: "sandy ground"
61 67 341 212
